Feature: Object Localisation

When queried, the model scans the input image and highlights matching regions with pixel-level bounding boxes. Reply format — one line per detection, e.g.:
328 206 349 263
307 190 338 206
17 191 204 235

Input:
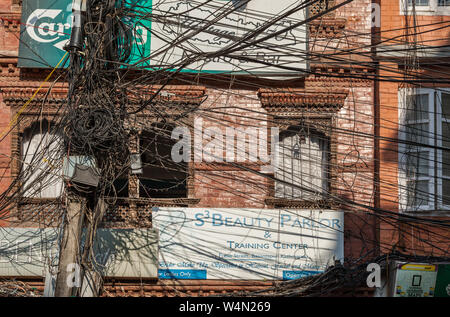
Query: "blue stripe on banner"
158 269 207 280
282 270 323 280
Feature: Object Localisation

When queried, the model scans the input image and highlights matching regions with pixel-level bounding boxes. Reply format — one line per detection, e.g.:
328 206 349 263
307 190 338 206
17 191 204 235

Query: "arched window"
21 120 63 198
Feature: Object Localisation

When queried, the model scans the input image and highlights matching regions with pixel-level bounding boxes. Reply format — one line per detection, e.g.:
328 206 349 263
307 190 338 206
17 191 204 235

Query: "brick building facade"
378 0 450 257
0 0 379 296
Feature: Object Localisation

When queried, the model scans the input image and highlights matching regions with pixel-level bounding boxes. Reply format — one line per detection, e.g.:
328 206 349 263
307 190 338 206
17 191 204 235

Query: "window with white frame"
399 88 450 212
401 0 450 15
21 120 63 198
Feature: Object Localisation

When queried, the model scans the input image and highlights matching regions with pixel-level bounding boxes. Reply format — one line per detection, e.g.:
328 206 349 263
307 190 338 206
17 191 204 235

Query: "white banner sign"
150 0 308 75
153 208 344 280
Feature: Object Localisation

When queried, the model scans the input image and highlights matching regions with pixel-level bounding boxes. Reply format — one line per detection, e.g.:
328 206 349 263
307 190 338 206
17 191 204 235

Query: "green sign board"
18 0 72 68
435 264 450 297
18 0 152 68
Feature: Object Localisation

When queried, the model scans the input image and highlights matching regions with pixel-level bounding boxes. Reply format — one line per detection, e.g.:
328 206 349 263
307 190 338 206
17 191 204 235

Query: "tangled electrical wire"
0 0 449 297
222 252 450 297
63 106 127 155
0 280 40 297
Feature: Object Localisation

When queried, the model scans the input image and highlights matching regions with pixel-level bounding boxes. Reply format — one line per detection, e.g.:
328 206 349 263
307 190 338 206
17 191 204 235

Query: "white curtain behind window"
22 123 63 198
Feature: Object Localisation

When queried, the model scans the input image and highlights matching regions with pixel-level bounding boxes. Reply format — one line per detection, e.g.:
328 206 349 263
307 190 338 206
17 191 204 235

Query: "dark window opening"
105 173 129 198
139 124 188 198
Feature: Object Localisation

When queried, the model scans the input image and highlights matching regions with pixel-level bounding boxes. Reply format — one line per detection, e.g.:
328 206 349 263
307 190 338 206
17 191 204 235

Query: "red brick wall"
379 0 450 256
0 0 16 226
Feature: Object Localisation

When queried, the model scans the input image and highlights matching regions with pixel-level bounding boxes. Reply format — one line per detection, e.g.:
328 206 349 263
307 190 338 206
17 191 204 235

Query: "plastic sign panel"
18 0 308 75
393 263 438 297
0 228 158 278
0 228 59 277
153 208 344 280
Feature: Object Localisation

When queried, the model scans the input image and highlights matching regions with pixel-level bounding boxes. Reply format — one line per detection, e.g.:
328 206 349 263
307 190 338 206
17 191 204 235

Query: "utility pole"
54 0 88 297
54 197 86 297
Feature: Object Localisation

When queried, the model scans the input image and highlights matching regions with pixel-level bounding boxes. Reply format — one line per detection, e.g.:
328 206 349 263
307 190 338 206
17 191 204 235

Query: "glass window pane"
442 179 450 205
442 93 450 119
442 122 450 147
405 151 429 178
407 180 430 207
406 94 429 121
405 123 430 146
441 96 450 177
408 0 430 6
443 150 450 177
22 123 63 198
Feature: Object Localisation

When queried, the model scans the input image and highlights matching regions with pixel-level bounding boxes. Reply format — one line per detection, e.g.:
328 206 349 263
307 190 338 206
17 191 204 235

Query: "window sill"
17 197 61 204
101 197 200 228
400 210 450 217
265 198 339 209
107 196 200 206
400 8 450 16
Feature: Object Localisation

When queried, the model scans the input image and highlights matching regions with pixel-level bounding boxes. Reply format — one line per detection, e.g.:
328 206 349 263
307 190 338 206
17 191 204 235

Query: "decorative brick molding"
1 85 205 107
101 280 277 297
264 198 341 209
258 88 348 115
309 0 337 17
308 64 374 86
0 58 20 79
123 85 206 106
1 85 68 110
309 18 346 38
258 88 347 209
11 196 201 228
101 197 200 228
306 73 372 88
0 278 375 297
14 200 63 227
101 200 153 228
0 13 21 32
194 162 264 171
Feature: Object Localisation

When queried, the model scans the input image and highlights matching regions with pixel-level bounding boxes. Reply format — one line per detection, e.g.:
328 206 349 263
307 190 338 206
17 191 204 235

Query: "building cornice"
257 88 348 115
0 12 21 32
309 18 347 38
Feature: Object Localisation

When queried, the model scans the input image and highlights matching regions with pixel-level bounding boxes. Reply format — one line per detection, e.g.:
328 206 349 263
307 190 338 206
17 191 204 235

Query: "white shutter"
275 131 328 199
22 127 63 198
